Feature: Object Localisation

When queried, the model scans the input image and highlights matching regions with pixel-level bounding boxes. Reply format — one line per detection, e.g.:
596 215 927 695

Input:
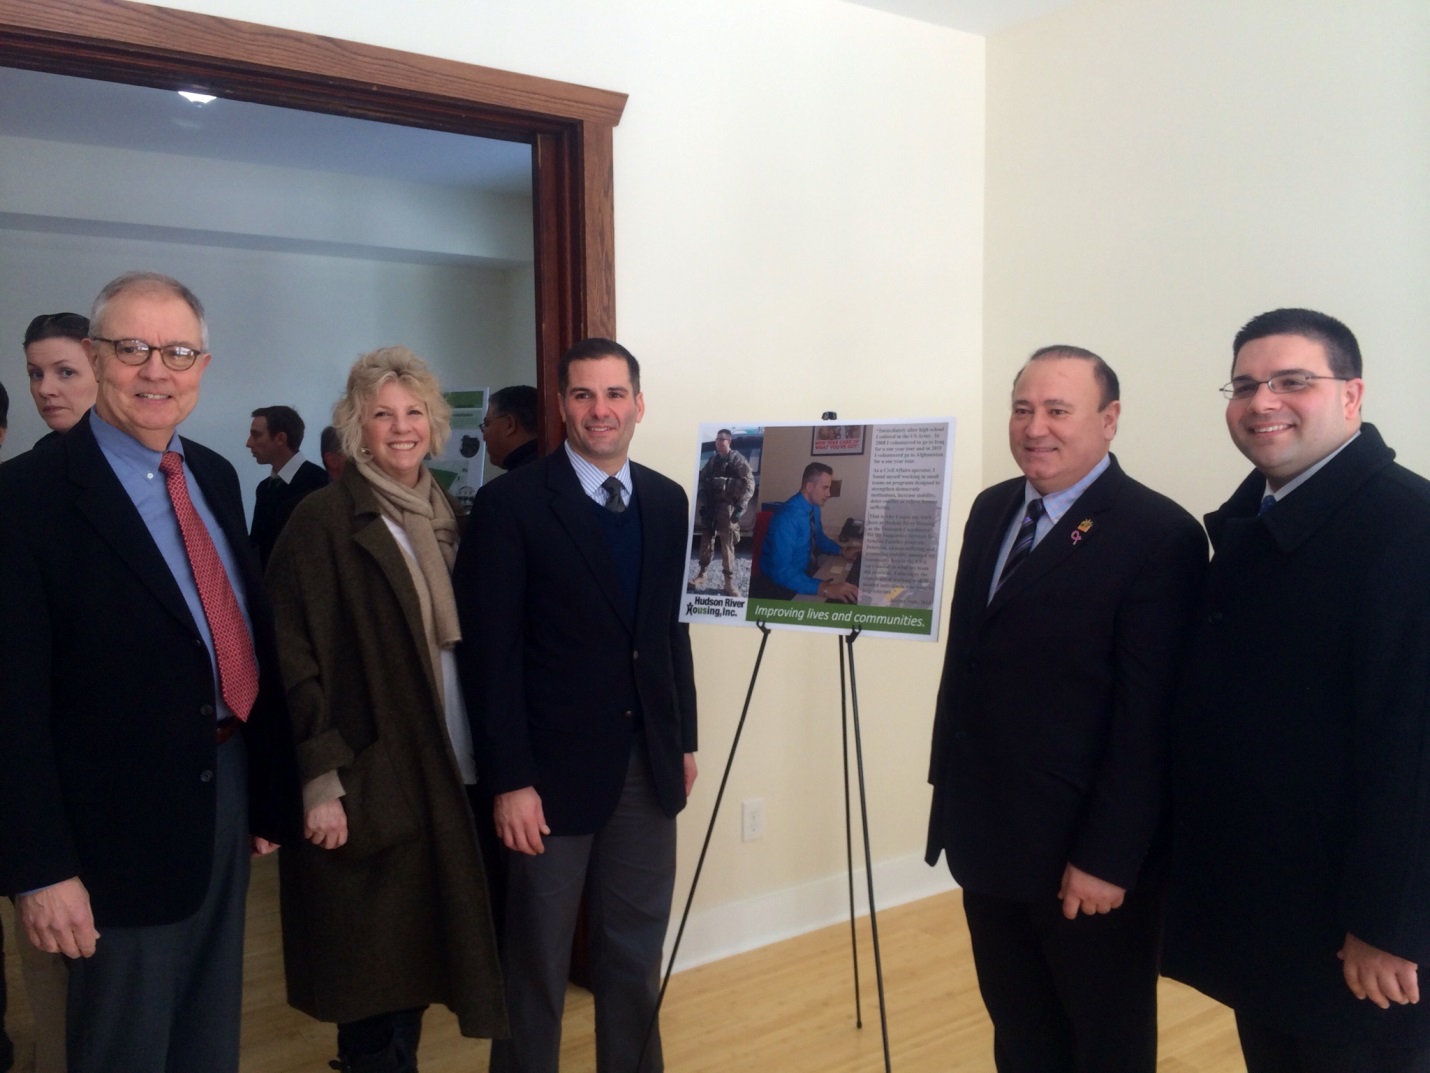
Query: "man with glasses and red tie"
925 345 1206 1073
0 271 299 1073
1165 309 1430 1072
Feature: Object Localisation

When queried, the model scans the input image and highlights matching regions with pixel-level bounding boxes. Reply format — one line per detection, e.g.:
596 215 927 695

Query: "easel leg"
636 622 773 1073
839 635 863 1029
845 628 893 1073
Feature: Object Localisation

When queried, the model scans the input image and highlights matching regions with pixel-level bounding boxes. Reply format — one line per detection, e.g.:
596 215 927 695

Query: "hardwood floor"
1 856 1243 1071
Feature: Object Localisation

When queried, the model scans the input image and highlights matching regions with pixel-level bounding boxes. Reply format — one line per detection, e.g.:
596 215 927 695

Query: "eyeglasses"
1219 372 1349 401
91 337 204 371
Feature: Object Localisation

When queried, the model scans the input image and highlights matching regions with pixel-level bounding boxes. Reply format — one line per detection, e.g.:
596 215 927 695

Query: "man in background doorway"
246 404 328 569
319 424 345 483
481 384 539 472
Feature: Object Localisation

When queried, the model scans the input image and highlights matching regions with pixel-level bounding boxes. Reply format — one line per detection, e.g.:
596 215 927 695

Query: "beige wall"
985 0 1430 518
146 0 987 952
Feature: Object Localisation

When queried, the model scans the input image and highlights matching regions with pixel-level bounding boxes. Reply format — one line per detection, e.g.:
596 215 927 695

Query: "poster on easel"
425 388 488 513
679 418 956 641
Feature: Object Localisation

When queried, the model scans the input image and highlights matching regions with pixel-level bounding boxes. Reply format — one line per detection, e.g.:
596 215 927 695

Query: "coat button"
1208 611 1223 624
200 704 215 717
200 770 214 783
623 710 634 719
632 650 639 661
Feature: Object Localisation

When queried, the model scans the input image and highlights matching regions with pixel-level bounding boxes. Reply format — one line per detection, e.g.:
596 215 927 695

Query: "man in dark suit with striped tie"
925 345 1206 1072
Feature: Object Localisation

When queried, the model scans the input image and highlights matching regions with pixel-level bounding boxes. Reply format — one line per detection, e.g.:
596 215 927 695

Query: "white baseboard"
663 853 959 972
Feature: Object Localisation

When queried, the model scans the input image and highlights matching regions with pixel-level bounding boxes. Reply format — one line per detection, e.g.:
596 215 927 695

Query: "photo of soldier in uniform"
690 427 758 597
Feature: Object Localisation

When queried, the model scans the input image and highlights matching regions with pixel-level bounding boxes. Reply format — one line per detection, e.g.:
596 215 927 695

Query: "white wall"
985 0 1430 519
0 135 533 264
139 0 988 959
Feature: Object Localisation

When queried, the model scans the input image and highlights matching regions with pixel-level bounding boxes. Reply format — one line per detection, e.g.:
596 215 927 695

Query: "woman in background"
24 312 97 443
7 312 95 1073
266 346 504 1073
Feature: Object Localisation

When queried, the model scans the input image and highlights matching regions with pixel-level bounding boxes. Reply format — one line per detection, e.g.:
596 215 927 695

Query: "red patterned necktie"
158 451 259 721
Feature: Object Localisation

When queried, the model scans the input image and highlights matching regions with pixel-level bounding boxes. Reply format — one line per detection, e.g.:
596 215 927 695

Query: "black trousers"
961 885 1161 1073
1236 1010 1430 1073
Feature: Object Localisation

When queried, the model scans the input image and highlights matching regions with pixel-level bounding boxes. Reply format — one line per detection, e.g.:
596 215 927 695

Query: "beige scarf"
354 459 461 659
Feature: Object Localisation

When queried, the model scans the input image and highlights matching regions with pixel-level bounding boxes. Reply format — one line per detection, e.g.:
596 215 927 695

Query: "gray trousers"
490 746 676 1073
66 734 251 1073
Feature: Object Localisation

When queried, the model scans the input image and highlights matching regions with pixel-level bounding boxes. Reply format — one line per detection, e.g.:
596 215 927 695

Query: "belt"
216 716 240 744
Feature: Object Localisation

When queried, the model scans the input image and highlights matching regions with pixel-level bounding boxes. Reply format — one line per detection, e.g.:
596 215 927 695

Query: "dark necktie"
1259 494 1277 516
159 452 259 720
602 475 627 514
995 498 1044 593
808 507 820 574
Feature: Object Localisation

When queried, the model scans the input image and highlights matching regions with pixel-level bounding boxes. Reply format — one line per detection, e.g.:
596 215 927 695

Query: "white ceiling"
841 0 1076 35
0 67 534 195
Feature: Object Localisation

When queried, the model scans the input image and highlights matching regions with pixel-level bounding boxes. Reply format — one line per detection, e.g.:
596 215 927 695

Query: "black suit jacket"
453 447 697 834
925 455 1206 902
250 458 329 569
1165 424 1430 1045
0 412 301 927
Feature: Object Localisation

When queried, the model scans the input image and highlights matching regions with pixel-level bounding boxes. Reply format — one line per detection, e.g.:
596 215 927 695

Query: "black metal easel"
637 621 893 1073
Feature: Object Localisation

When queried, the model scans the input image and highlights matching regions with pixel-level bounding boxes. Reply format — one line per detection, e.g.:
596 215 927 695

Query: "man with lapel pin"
0 271 299 1073
454 337 698 1073
924 345 1206 1072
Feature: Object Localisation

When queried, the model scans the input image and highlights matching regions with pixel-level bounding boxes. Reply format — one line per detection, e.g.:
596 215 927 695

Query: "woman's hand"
304 798 349 850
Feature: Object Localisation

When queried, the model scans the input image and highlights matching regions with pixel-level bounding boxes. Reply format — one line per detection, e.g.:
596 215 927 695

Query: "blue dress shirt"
760 492 841 596
91 410 253 723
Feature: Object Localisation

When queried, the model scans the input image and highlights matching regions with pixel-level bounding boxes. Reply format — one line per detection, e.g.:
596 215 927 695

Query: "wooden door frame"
0 0 625 449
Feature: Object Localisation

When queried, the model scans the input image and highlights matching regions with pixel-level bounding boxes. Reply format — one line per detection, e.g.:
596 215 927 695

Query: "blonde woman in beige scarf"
266 347 505 1073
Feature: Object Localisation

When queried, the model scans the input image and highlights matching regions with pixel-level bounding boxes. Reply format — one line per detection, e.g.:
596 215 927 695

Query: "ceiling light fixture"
177 91 217 105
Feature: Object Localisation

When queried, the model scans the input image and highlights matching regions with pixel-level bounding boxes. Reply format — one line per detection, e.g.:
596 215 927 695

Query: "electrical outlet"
742 798 765 842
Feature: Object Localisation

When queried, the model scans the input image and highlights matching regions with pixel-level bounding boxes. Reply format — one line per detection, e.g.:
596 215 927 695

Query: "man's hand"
251 836 281 856
495 786 550 855
819 580 859 603
1058 863 1126 920
18 877 99 959
684 753 699 797
1340 933 1420 1008
841 543 862 562
304 798 348 850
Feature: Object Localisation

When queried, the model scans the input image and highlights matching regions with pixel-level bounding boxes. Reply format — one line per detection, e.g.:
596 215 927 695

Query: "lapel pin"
1071 519 1093 544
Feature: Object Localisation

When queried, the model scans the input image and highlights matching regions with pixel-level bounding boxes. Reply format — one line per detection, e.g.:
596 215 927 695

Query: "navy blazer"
454 448 697 835
925 454 1206 902
0 412 300 926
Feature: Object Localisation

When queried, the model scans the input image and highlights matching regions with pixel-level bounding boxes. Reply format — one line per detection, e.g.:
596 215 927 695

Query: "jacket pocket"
335 738 421 860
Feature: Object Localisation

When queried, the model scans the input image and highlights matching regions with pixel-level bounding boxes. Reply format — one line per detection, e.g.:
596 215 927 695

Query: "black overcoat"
1165 424 1430 1045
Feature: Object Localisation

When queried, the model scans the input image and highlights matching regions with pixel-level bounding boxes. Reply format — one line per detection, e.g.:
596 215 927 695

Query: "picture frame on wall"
811 424 866 456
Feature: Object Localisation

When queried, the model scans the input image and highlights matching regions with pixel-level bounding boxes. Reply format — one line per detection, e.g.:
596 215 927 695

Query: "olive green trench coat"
266 467 505 1037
